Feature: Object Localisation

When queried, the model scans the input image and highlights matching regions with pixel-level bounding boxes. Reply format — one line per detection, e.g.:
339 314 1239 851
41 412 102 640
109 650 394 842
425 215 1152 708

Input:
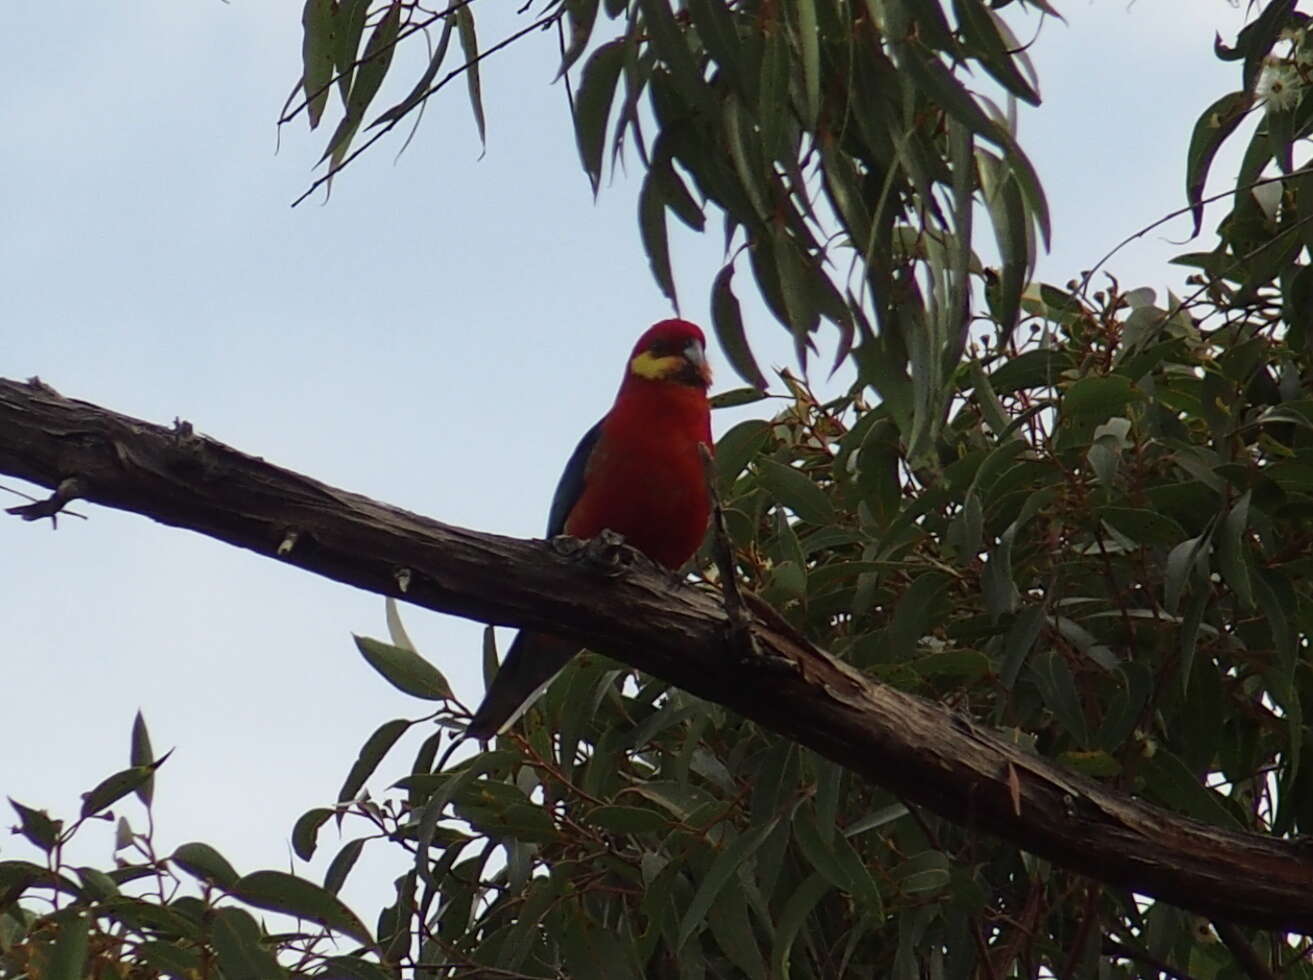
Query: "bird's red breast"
563 319 713 570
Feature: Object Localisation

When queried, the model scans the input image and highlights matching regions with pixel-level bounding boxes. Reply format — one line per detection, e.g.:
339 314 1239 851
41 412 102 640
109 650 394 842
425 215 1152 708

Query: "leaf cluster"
1 715 392 980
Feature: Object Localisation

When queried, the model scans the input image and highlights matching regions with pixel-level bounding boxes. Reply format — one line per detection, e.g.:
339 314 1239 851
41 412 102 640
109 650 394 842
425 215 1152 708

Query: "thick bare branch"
2 375 1312 933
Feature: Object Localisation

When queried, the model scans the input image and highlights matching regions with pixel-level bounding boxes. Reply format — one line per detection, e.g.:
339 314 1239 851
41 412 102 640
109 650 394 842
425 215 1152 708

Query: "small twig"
1101 935 1198 980
278 0 484 126
1282 935 1313 970
971 924 1000 980
291 12 556 207
5 477 87 527
434 734 464 774
1130 206 1313 356
1061 885 1104 977
699 442 807 676
989 878 1045 978
697 443 750 639
1 482 39 505
1213 920 1277 980
1076 162 1313 302
698 441 808 677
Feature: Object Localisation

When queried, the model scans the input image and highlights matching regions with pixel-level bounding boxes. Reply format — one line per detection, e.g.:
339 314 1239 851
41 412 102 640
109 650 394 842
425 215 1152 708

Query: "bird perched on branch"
467 319 714 740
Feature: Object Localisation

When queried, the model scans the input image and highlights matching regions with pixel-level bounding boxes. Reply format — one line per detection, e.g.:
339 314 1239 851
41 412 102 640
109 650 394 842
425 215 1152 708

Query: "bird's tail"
466 631 578 740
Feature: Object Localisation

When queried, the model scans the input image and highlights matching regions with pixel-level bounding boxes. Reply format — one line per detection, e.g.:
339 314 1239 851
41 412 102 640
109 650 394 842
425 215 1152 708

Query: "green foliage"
1179 1 1313 354
0 716 392 980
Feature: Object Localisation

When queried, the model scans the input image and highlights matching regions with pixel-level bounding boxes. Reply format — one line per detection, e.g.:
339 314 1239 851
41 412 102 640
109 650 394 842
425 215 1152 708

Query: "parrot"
467 319 714 740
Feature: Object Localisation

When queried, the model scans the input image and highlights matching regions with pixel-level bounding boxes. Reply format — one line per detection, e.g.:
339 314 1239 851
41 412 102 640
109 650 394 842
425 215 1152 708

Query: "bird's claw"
549 534 587 558
585 529 633 577
730 628 798 674
550 532 637 577
663 566 689 588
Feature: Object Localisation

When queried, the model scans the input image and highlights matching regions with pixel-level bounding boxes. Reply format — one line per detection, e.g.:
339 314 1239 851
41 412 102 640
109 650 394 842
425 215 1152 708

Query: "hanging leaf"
712 262 769 390
321 1 403 168
794 0 821 128
334 0 371 101
572 39 627 191
324 838 367 896
639 166 677 304
371 15 456 128
292 807 334 861
455 6 487 147
770 873 831 978
794 808 883 915
1216 489 1254 609
559 0 602 77
1185 91 1253 236
953 0 1040 105
300 0 336 129
676 819 778 949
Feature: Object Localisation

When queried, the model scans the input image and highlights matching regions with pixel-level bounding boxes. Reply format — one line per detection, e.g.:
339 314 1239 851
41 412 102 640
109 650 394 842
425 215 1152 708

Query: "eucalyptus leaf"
233 870 373 945
355 635 452 700
757 458 835 525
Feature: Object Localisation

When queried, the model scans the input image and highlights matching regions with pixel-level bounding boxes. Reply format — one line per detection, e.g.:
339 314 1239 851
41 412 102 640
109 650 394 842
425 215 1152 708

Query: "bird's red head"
625 319 713 389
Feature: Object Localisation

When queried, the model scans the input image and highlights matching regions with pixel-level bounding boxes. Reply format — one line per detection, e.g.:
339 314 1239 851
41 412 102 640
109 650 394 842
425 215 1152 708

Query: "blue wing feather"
466 417 605 740
546 418 603 536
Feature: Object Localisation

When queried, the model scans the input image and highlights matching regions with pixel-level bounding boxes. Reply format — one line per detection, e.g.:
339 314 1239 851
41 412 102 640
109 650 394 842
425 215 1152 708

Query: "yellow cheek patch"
630 350 683 380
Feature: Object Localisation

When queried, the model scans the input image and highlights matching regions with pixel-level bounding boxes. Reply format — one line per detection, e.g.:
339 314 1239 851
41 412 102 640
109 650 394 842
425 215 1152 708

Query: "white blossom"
1257 57 1303 111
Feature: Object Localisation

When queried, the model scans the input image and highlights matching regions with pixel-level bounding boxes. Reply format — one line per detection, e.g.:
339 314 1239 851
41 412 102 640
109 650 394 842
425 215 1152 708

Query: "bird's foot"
584 529 634 577
663 565 691 589
550 531 651 578
729 626 799 675
549 534 587 559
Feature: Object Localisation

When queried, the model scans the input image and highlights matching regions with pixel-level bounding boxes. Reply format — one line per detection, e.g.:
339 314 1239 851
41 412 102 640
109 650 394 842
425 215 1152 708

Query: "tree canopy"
7 1 1313 978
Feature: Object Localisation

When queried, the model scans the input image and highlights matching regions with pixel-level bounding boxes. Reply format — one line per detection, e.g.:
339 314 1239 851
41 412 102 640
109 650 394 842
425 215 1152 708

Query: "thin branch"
290 12 557 207
0 481 87 521
1214 921 1278 980
1059 885 1103 979
697 442 748 635
1076 163 1313 301
1101 935 1198 980
6 477 86 527
1170 208 1313 318
280 0 485 127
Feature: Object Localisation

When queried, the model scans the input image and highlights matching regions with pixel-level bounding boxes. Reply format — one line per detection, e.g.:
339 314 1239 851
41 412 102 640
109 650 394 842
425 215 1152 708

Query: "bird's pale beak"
685 341 713 387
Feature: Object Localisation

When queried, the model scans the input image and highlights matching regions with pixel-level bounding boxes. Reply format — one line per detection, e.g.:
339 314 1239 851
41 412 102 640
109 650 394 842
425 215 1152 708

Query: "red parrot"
467 319 713 739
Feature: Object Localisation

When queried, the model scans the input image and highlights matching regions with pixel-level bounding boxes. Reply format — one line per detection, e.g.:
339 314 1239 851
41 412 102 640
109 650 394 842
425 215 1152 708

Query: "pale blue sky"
2 0 1250 915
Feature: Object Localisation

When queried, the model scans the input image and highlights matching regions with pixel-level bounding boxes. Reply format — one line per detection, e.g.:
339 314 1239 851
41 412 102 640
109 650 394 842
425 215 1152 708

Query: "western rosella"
467 319 713 739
